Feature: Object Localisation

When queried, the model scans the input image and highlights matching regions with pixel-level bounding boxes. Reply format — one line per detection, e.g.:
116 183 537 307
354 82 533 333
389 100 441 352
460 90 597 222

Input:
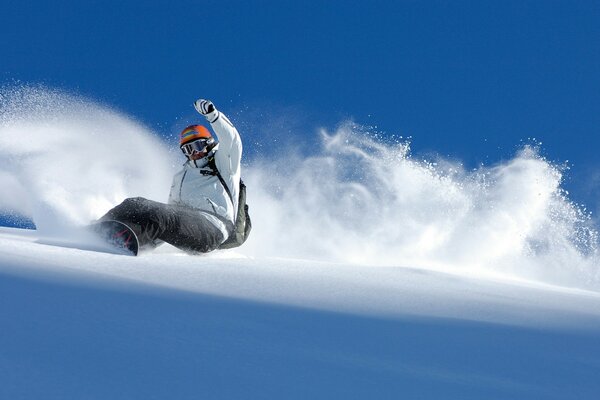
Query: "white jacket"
168 109 242 240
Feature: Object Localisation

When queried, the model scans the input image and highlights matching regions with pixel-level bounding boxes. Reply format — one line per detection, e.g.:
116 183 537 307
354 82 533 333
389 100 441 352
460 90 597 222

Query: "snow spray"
242 123 600 290
0 86 176 234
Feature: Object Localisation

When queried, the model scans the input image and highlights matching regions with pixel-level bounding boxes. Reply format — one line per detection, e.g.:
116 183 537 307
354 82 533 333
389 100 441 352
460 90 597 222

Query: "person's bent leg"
99 197 171 248
100 197 224 253
158 206 224 253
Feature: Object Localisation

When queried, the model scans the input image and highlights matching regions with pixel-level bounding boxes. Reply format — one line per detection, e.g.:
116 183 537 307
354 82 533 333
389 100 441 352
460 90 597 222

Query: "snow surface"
1 227 600 399
1 87 600 398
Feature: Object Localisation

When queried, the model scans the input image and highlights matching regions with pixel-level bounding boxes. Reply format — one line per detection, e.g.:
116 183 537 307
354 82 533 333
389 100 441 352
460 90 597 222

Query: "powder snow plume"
1 86 599 290
242 123 600 290
0 86 177 235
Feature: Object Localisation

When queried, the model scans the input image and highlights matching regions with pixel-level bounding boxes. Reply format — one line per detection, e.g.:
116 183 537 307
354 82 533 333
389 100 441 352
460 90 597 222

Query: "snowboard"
90 220 139 256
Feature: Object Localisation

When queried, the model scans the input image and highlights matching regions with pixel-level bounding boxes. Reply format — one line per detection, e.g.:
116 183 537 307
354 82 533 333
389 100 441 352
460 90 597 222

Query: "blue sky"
2 0 599 209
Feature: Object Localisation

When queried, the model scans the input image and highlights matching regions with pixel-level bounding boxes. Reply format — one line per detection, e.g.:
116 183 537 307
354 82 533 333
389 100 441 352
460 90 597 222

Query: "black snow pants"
99 197 226 253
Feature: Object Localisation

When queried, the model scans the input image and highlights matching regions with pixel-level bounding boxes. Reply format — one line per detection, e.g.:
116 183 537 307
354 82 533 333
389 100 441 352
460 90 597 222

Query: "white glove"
194 99 219 123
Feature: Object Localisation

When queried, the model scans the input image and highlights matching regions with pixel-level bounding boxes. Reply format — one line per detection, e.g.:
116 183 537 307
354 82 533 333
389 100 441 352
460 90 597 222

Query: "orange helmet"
179 125 212 146
179 125 217 158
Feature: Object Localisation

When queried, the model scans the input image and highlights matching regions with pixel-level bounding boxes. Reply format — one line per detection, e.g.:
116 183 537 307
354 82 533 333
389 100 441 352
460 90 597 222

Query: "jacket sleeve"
208 110 242 175
207 109 243 215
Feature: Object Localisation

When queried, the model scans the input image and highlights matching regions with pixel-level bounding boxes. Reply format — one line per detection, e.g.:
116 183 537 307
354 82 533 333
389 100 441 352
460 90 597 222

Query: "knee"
122 197 146 206
106 197 151 218
120 197 157 211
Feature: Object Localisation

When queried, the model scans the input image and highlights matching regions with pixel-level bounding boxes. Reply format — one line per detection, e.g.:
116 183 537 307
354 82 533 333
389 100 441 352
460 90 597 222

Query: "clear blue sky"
2 0 599 208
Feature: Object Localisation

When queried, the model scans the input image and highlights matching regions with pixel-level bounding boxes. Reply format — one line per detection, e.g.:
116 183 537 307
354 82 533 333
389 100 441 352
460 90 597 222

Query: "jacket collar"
185 149 216 169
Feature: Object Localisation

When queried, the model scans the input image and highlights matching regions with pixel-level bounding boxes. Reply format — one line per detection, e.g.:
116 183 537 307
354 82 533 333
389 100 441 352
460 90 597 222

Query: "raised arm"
194 99 243 213
194 99 242 160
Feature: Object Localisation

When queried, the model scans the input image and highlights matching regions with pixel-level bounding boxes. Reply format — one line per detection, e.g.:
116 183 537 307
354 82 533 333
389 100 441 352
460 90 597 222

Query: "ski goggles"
181 139 209 156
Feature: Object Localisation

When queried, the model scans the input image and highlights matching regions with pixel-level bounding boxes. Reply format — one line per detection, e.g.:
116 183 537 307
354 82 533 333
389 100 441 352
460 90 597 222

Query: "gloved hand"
194 99 219 122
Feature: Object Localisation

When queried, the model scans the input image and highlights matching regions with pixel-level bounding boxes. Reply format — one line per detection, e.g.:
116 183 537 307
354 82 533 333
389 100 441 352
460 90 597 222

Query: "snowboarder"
97 99 245 254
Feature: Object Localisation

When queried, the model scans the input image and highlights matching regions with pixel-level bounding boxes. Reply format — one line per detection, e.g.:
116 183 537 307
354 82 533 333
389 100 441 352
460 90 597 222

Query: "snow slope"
1 87 600 398
1 227 600 399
